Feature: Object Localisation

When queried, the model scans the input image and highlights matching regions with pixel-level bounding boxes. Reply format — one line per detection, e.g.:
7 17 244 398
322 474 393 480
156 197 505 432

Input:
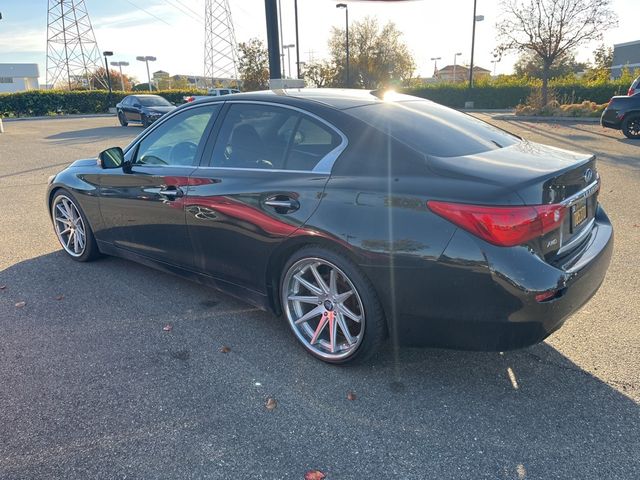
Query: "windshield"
137 96 172 107
345 99 520 158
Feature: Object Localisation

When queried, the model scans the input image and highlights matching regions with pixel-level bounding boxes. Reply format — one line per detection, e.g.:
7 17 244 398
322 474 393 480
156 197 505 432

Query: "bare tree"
496 0 617 104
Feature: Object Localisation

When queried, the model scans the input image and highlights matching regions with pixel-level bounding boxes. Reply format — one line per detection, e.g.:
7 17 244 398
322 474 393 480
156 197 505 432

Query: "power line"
121 0 171 26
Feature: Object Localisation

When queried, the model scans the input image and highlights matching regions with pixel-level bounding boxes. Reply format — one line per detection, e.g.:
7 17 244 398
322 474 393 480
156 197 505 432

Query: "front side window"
138 96 172 107
211 103 341 171
134 105 219 167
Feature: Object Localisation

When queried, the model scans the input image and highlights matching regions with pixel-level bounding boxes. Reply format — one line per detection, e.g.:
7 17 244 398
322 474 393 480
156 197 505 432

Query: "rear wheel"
622 115 640 139
280 246 386 364
117 111 128 127
51 190 100 262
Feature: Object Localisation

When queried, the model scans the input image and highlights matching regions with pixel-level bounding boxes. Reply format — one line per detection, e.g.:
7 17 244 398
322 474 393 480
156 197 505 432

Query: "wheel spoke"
288 295 320 305
335 290 354 303
66 230 74 248
310 314 329 345
329 268 337 296
56 204 71 220
59 227 71 235
55 216 72 225
73 230 80 252
338 303 362 323
337 312 355 346
294 304 324 325
310 263 329 293
328 312 337 353
293 274 323 296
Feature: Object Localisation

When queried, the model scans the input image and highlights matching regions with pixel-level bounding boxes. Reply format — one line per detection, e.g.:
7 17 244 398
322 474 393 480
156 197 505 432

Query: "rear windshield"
345 100 520 158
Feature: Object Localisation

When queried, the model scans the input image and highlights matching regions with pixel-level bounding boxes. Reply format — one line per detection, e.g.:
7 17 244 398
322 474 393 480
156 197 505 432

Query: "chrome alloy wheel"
282 257 365 361
52 195 87 257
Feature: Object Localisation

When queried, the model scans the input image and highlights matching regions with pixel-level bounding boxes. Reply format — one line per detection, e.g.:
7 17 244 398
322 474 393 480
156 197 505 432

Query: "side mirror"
98 147 125 169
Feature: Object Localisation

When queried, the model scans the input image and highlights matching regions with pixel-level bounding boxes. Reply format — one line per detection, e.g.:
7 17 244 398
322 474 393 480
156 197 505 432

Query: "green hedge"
402 81 630 109
0 89 206 117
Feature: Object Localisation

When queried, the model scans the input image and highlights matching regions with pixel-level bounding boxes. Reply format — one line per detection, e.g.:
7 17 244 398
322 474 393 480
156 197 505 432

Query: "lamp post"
469 0 484 89
103 51 113 106
110 61 129 91
490 59 499 76
430 56 442 77
453 52 462 83
294 0 301 78
264 0 282 81
136 56 157 91
283 44 295 78
336 3 349 88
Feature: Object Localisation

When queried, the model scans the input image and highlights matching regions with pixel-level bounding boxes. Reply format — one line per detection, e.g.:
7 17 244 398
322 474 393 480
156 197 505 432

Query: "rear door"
98 104 221 268
185 101 346 293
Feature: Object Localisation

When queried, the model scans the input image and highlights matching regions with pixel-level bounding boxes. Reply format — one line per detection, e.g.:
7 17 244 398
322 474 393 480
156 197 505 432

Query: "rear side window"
345 100 519 158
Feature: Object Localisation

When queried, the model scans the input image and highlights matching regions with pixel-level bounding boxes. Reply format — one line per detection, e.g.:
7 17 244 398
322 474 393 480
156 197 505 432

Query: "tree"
584 44 613 81
237 38 269 91
88 67 135 91
328 17 415 89
514 50 586 78
496 0 618 105
303 61 338 88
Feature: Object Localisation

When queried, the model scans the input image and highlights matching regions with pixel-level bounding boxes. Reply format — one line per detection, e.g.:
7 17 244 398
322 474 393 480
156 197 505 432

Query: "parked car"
47 89 613 364
627 75 640 96
601 89 640 139
184 88 240 103
116 94 177 128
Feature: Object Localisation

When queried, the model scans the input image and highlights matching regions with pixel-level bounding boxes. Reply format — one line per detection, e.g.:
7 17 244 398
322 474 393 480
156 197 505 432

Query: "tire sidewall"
280 246 386 364
622 115 640 139
51 189 99 262
118 111 128 126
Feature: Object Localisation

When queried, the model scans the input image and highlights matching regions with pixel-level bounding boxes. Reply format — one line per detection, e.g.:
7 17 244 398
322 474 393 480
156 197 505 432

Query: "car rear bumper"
363 206 613 351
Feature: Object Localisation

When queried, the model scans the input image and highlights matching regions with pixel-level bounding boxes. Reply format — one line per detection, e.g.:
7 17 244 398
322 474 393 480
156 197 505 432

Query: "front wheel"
280 246 386 364
51 190 101 262
142 114 151 128
622 115 640 139
117 111 128 126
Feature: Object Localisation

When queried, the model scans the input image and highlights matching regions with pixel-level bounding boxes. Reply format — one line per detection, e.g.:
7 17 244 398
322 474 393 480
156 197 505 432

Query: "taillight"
185 96 195 102
629 88 635 96
427 201 567 247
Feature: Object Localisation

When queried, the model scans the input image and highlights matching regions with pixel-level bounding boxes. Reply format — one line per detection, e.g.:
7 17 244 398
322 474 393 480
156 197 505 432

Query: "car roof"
190 88 416 110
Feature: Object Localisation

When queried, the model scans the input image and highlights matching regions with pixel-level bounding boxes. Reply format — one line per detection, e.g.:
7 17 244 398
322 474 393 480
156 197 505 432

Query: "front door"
185 102 345 294
98 104 221 268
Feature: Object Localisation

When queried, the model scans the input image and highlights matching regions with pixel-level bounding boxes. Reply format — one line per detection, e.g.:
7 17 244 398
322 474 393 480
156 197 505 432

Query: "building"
0 64 39 93
435 65 491 83
611 40 640 78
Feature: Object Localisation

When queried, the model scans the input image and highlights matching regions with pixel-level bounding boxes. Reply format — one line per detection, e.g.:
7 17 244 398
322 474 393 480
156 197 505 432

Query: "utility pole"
264 0 282 81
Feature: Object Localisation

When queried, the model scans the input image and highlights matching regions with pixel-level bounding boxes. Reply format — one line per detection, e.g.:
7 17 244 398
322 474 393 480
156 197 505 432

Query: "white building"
0 64 40 93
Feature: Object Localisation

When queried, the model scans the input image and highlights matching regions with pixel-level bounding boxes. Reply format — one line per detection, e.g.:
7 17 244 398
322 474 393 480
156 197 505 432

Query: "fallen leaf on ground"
220 345 231 353
304 470 326 480
265 397 277 411
55 295 64 301
347 391 357 401
15 301 26 308
163 324 173 332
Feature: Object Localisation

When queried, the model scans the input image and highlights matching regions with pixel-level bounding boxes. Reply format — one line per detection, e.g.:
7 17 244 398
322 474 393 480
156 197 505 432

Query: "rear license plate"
571 198 588 230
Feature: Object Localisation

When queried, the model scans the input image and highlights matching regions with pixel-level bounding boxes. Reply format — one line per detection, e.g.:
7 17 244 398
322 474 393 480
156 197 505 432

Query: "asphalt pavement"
0 115 638 479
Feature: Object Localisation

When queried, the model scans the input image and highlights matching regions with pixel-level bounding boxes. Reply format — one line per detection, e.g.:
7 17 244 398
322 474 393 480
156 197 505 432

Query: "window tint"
211 103 340 171
345 100 519 158
135 105 219 167
138 96 172 107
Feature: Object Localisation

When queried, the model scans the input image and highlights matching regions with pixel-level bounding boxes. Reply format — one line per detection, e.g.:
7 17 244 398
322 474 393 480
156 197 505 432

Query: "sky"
0 0 636 85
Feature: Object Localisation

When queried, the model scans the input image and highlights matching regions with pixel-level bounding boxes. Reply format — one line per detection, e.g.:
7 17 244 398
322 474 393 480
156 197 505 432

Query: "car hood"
143 106 176 114
69 158 98 168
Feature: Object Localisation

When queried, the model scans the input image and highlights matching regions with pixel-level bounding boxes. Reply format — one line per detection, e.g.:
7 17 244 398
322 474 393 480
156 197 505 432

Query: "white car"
184 88 240 103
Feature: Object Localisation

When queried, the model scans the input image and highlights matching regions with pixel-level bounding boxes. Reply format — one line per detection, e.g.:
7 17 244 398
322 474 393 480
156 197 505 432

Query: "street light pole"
111 61 130 90
294 0 301 78
264 0 282 81
469 0 484 89
430 56 442 77
103 51 113 106
453 52 462 83
136 56 157 91
336 3 349 88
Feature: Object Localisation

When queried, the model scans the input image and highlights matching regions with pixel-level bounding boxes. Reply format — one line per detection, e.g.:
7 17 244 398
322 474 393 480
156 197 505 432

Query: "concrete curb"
492 114 601 123
2 113 116 123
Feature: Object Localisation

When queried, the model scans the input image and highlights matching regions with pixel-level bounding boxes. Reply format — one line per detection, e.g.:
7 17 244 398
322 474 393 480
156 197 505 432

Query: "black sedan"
47 89 613 364
601 89 640 139
116 94 176 128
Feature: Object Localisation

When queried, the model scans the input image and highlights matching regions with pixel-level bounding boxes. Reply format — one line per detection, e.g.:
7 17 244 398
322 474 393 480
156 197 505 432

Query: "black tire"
117 111 128 126
50 189 101 262
280 246 386 364
142 114 151 128
622 115 640 139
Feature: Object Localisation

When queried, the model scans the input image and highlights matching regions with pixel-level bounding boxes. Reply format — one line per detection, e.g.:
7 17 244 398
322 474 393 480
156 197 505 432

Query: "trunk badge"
584 168 593 183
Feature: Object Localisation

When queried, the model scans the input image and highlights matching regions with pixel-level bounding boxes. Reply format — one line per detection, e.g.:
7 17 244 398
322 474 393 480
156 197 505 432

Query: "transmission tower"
46 0 105 89
204 0 238 85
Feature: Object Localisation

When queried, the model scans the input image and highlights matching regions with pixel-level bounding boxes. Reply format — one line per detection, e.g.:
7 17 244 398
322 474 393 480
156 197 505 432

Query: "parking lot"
1 115 639 479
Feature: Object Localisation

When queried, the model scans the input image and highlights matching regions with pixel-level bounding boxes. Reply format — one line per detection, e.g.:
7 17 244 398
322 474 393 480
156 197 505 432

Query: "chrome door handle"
265 200 294 208
159 187 184 198
264 196 300 212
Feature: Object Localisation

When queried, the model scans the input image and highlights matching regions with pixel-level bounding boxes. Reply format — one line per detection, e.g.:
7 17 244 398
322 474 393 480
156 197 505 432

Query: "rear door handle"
159 186 184 198
265 196 300 213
